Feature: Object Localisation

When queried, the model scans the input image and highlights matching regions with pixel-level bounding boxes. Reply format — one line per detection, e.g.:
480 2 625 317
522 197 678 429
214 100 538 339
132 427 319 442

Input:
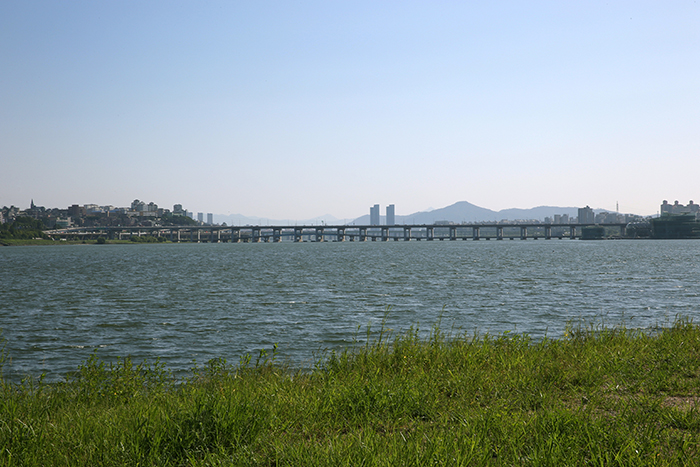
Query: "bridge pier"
473 227 480 240
520 226 527 240
545 225 552 240
497 226 504 240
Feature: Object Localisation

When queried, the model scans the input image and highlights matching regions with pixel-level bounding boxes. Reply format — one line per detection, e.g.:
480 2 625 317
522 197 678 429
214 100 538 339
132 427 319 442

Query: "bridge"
44 222 629 242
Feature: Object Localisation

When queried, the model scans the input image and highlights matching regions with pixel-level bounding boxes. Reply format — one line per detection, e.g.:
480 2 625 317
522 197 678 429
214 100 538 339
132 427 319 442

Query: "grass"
2 319 700 465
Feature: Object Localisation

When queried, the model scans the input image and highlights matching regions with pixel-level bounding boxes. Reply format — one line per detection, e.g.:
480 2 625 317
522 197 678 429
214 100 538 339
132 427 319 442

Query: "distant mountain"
496 206 580 221
352 201 499 225
213 213 340 226
215 202 616 226
352 202 594 225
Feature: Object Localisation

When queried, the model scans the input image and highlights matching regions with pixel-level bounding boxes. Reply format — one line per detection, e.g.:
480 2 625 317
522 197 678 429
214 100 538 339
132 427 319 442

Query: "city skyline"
3 197 670 228
2 2 699 219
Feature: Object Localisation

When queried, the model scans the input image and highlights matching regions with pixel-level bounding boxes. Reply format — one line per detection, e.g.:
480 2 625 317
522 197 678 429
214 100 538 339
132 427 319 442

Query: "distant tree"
160 213 198 226
0 216 47 239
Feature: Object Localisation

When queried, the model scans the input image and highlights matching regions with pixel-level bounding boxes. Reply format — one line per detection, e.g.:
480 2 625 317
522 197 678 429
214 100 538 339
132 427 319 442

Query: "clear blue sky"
2 1 698 219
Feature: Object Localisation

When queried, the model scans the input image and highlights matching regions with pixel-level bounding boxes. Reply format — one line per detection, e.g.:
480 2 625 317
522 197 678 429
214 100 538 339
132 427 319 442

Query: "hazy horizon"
2 2 698 219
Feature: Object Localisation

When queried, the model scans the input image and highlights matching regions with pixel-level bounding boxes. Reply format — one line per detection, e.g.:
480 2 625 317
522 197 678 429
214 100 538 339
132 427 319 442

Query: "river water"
2 240 700 382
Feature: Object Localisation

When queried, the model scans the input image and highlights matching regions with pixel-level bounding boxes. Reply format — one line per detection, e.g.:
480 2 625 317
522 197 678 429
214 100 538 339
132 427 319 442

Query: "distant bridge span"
45 222 629 242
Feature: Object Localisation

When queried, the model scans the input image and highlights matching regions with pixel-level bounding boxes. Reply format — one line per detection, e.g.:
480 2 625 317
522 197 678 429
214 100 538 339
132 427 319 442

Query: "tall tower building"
207 213 213 225
578 206 595 224
370 204 380 226
386 204 395 225
197 212 204 223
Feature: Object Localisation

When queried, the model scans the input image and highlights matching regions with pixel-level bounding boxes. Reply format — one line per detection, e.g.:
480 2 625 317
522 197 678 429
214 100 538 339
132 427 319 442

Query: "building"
578 206 595 224
197 212 204 223
661 200 700 216
207 213 213 225
68 204 86 219
370 204 380 226
130 199 146 212
386 204 395 225
652 214 700 239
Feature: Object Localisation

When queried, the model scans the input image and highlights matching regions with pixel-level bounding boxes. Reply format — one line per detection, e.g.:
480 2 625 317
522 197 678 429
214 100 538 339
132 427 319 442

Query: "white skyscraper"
386 204 395 225
370 204 380 225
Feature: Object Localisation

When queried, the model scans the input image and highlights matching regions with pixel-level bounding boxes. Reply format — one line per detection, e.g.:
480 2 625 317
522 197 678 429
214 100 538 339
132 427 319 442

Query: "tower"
370 204 380 226
386 204 395 225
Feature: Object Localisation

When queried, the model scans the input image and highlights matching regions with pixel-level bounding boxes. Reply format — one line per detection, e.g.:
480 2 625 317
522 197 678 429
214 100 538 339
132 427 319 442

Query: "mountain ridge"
214 201 619 226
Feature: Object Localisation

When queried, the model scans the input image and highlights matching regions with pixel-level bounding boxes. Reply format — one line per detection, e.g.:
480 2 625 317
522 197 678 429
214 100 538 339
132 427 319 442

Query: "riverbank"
0 238 165 246
2 319 699 465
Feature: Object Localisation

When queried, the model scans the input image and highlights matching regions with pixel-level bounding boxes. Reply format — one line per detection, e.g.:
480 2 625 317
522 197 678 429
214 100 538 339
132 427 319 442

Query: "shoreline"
3 319 699 464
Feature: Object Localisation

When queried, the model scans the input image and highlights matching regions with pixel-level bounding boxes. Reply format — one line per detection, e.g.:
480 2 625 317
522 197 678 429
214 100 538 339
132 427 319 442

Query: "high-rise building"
386 204 395 225
207 213 213 225
197 212 204 223
578 206 595 224
370 204 380 226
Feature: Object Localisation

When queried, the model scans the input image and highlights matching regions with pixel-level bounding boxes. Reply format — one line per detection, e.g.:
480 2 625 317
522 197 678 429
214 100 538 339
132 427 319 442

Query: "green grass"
2 319 700 465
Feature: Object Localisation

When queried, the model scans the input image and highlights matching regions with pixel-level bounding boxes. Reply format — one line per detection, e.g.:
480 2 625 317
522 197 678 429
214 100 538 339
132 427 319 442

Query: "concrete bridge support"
545 226 552 240
473 227 480 240
497 226 504 240
520 227 527 240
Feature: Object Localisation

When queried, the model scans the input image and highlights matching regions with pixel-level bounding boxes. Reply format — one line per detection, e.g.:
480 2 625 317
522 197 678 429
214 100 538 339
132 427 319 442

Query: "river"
2 239 699 381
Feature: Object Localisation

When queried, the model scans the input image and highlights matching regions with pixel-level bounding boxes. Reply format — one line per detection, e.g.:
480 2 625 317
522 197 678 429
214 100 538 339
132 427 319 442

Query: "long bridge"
45 222 629 242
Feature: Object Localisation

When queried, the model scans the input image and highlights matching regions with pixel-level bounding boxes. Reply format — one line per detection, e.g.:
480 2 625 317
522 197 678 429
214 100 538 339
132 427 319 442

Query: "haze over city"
2 2 699 220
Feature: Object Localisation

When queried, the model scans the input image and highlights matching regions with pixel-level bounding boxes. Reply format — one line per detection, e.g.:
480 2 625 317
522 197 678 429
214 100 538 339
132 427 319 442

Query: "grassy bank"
2 320 700 465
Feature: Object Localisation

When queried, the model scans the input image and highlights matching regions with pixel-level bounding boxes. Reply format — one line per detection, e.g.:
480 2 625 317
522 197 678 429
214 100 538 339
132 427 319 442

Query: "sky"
1 1 699 220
